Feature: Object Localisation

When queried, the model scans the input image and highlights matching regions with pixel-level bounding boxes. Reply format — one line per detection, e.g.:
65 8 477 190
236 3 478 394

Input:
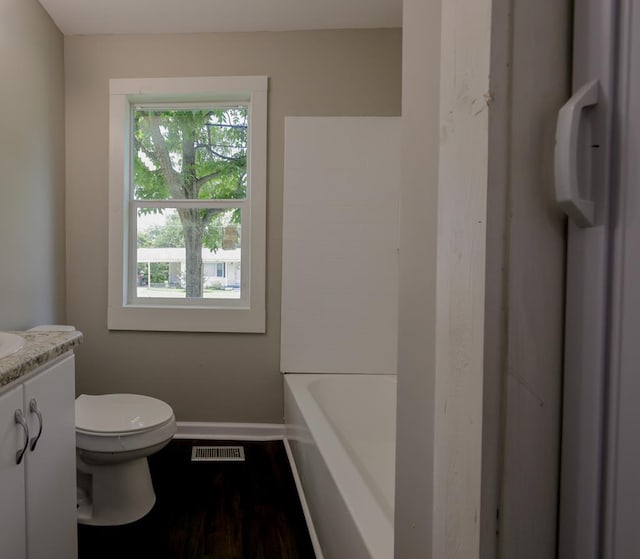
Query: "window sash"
127 200 249 308
130 102 250 203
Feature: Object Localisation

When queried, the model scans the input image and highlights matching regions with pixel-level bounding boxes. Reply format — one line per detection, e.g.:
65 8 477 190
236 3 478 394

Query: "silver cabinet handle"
29 399 43 452
14 409 29 464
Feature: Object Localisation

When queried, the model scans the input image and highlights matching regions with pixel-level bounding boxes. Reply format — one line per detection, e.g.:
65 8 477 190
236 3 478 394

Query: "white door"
23 355 77 559
558 1 640 558
603 1 640 556
0 384 27 559
557 0 617 558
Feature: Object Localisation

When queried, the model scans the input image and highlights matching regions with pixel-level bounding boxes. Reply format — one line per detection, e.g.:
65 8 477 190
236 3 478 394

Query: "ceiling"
38 0 402 35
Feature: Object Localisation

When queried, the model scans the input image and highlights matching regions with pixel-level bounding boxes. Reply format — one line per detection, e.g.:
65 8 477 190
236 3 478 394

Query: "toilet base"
77 457 156 526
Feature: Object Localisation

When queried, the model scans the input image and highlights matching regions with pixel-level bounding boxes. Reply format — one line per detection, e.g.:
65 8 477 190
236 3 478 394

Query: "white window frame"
108 76 267 332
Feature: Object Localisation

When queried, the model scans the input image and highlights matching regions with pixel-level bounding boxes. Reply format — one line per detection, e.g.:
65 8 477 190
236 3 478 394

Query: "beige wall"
64 29 402 422
0 0 66 330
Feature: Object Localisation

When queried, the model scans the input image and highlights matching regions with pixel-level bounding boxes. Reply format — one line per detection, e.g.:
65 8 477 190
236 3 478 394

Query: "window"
213 263 226 278
108 77 267 332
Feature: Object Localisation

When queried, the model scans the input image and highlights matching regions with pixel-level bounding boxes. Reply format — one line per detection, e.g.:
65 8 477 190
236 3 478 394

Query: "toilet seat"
73 392 176 526
76 394 174 435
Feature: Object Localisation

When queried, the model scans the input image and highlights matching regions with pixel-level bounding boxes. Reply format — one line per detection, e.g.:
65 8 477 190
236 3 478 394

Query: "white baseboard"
175 421 286 441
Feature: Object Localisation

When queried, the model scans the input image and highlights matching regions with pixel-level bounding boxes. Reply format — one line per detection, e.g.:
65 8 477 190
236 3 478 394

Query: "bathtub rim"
284 372 396 559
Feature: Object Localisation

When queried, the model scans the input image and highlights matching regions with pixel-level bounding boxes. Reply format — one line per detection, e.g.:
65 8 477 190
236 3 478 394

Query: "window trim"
108 76 267 332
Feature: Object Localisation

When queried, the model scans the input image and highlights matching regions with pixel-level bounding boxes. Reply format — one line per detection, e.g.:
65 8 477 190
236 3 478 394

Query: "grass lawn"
137 286 241 299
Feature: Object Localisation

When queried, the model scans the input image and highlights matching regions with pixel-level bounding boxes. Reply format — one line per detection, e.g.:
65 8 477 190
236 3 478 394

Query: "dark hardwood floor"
77 439 316 559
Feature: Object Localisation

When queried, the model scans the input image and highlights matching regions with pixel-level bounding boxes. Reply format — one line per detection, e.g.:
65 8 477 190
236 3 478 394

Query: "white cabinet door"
23 355 77 559
0 384 27 559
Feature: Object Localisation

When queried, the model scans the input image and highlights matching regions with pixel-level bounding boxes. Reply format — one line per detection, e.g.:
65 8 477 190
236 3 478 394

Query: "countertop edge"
0 330 83 389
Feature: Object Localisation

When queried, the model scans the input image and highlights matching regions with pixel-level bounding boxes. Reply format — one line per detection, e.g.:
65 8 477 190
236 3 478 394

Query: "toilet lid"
75 394 174 434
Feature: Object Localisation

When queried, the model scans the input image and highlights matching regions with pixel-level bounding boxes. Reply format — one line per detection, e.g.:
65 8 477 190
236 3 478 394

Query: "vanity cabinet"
0 383 26 558
0 353 77 559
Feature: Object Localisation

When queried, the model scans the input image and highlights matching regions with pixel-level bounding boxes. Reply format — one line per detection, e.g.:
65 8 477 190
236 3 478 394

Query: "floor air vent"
191 445 246 462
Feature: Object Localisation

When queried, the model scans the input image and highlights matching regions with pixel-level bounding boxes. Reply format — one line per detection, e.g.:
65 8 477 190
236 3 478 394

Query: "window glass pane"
133 107 248 201
136 207 241 299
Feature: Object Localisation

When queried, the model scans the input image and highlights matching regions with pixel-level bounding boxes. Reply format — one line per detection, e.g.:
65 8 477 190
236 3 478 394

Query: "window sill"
107 304 265 333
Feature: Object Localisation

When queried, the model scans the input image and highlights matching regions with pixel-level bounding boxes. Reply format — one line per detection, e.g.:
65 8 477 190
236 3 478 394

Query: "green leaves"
133 107 248 201
137 211 184 248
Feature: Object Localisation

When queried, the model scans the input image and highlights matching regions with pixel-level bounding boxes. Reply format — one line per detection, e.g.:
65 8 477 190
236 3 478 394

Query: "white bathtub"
284 373 396 559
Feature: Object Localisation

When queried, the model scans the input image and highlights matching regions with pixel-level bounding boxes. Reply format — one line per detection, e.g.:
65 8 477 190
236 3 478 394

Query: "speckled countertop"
0 330 83 389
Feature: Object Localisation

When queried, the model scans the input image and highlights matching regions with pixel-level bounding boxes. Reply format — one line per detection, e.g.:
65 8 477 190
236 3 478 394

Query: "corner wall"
395 0 492 556
394 0 441 554
64 29 401 422
0 0 66 330
432 1 492 556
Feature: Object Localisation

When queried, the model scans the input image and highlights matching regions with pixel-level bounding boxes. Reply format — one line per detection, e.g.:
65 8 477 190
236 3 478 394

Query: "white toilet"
75 393 176 525
26 326 177 526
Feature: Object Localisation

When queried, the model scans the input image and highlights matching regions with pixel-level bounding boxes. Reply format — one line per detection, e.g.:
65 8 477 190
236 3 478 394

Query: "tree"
134 107 246 297
137 211 184 248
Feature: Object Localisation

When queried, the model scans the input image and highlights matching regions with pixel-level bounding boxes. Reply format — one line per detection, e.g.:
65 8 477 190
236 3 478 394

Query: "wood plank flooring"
77 439 316 559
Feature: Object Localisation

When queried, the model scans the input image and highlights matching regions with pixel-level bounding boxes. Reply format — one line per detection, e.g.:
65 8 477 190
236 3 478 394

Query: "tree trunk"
180 209 203 298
